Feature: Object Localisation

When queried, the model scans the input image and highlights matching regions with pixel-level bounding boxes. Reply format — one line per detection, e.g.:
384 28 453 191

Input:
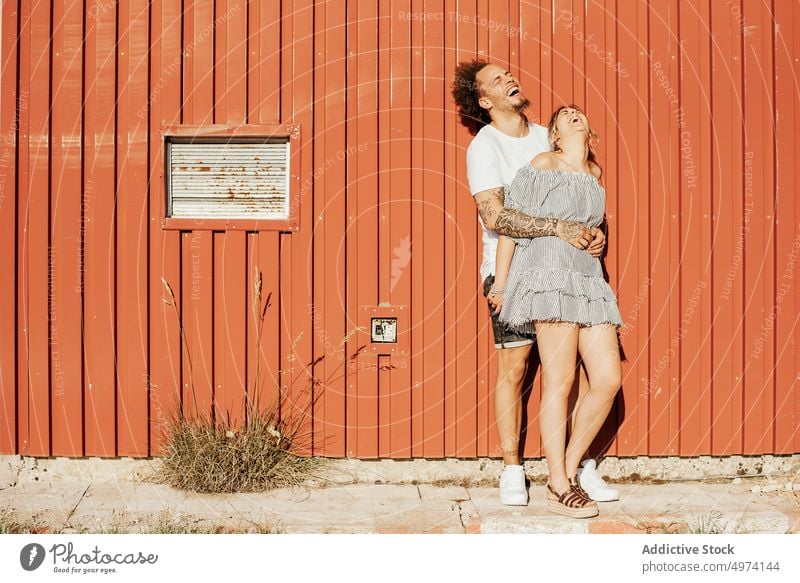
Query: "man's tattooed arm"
495 209 557 237
473 186 593 248
475 187 504 229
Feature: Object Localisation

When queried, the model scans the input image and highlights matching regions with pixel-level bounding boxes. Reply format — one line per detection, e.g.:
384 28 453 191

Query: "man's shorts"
482 274 536 349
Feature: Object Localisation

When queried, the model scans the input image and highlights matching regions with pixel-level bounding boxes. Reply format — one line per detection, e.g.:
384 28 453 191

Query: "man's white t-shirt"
466 122 551 280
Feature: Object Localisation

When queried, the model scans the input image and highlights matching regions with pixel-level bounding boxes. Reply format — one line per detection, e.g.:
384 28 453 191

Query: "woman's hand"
487 288 505 315
587 227 605 257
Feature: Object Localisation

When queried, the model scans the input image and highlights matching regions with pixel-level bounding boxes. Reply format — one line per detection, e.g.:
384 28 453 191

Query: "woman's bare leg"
570 359 590 435
535 322 580 493
565 325 622 478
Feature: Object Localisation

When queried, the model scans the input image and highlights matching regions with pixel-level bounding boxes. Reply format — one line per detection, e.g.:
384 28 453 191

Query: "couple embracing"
452 60 623 519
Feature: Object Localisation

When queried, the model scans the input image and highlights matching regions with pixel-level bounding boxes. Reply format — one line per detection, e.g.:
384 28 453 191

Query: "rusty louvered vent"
166 139 290 219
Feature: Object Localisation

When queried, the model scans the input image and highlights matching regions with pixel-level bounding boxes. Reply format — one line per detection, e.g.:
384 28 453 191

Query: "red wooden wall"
1 0 798 458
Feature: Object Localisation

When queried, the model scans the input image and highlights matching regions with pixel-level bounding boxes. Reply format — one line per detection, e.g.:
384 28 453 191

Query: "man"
451 59 619 505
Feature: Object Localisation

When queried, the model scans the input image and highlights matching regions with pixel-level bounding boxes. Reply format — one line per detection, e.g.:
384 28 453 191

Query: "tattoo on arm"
475 186 580 240
494 209 558 238
476 187 504 228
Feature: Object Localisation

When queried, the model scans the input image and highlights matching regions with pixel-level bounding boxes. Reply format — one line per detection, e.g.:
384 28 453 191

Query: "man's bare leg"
494 344 532 464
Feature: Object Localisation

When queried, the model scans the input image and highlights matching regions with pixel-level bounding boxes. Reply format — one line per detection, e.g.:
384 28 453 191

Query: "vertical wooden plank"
345 0 357 458
443 0 458 458
116 0 150 456
409 0 425 457
552 0 573 104
247 0 281 422
676 0 713 455
0 0 19 454
476 0 489 58
487 0 510 70
182 0 215 421
376 0 391 456
612 0 637 456
50 0 84 456
647 0 681 456
631 0 651 455
83 0 118 457
611 0 651 456
741 0 776 454
709 0 745 455
310 0 346 456
453 0 480 459
181 232 214 420
280 0 315 454
214 231 247 426
346 0 379 457
254 234 281 410
216 0 247 124
245 233 279 415
665 0 683 456
149 0 183 455
245 236 257 414
185 0 214 125
27 0 52 456
421 0 446 458
537 0 553 120
474 0 491 457
508 0 520 77
15 0 30 456
572 0 586 106
248 0 281 125
380 0 412 458
518 0 542 125
773 0 800 454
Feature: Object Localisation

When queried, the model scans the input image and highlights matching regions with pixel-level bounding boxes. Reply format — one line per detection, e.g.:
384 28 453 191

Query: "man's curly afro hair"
451 58 491 136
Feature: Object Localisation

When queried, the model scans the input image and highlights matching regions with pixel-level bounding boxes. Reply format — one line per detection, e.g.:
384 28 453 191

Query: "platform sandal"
546 482 598 519
570 476 591 501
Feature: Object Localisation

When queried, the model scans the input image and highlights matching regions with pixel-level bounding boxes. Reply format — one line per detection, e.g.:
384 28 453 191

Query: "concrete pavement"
1 456 798 534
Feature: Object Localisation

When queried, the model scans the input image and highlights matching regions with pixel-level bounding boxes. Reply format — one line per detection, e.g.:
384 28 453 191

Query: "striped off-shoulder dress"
498 165 623 331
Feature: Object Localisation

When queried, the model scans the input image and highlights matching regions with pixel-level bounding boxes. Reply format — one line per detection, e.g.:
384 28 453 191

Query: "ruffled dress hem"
499 266 623 330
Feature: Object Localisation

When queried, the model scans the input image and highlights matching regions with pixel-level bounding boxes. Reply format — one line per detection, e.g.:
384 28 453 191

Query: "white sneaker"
577 459 619 502
499 465 528 506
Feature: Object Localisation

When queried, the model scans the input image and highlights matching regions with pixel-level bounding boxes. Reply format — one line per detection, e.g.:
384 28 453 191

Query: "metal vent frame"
159 124 301 231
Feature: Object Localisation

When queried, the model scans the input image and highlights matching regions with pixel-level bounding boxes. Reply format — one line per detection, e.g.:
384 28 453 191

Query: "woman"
488 105 623 518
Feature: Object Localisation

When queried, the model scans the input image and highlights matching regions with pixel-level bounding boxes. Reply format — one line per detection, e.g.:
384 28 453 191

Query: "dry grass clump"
158 406 319 493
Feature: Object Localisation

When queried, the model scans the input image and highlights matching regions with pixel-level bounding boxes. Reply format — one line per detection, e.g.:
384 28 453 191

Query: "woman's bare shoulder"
530 151 559 169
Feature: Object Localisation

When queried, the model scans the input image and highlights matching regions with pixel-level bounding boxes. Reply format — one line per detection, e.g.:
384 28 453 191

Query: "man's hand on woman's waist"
473 186 605 255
